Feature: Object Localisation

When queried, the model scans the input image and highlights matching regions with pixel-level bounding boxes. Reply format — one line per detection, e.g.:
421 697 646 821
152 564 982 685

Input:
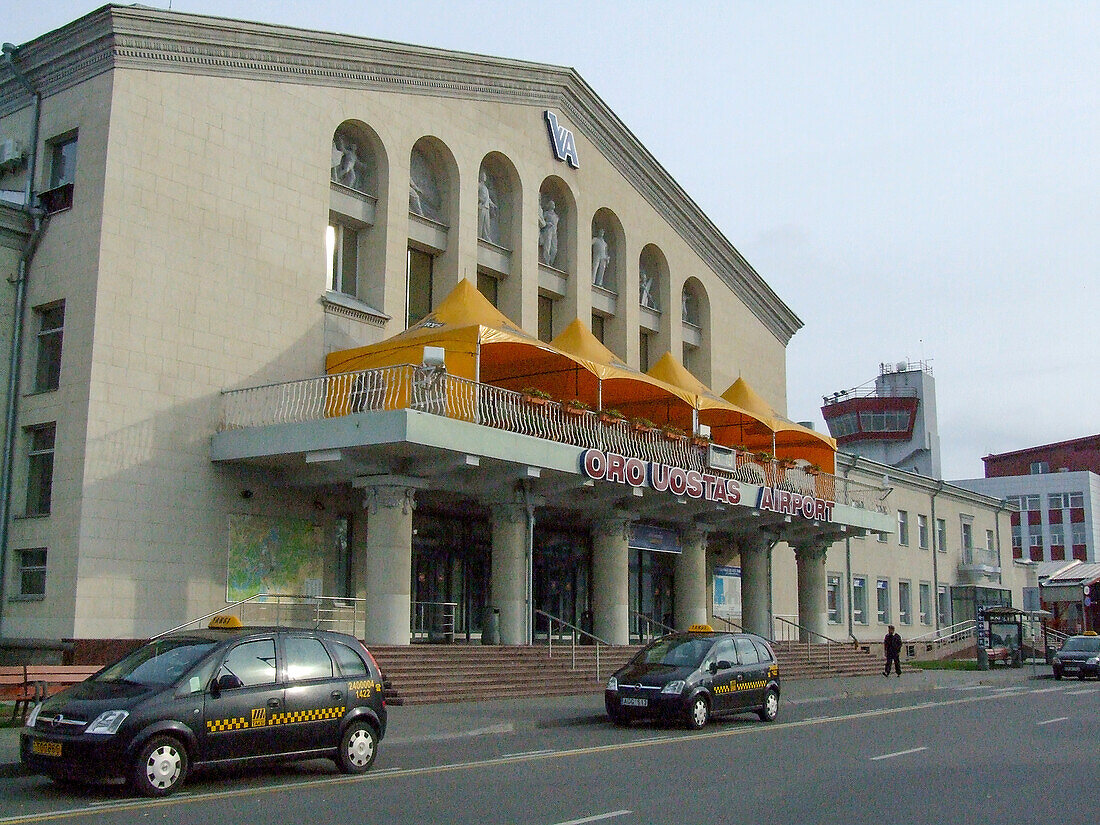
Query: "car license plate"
32 740 62 757
621 697 648 707
1064 664 1078 671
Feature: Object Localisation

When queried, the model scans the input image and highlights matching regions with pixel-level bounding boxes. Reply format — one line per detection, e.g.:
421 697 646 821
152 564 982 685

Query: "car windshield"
637 636 713 668
95 637 219 687
1062 636 1100 653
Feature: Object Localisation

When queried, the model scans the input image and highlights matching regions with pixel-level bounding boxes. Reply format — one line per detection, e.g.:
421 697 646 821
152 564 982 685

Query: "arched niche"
327 120 389 313
409 136 458 228
537 176 576 275
477 152 520 250
590 208 624 292
638 244 671 370
681 276 712 384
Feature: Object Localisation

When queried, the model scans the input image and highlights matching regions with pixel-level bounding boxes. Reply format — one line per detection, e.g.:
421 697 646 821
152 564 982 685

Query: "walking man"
884 625 902 677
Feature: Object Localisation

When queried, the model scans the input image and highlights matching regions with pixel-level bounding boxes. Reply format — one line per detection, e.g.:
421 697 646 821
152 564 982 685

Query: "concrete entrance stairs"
371 641 881 705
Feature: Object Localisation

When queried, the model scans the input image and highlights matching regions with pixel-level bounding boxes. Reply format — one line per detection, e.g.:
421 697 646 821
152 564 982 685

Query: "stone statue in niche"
478 169 499 243
409 148 443 222
331 132 365 191
640 265 658 309
682 289 697 324
538 197 559 266
591 228 611 287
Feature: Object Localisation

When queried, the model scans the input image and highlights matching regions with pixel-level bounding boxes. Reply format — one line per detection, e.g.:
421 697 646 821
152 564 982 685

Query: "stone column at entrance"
591 515 631 645
361 486 416 645
738 535 773 638
490 503 528 645
674 529 710 630
794 541 831 642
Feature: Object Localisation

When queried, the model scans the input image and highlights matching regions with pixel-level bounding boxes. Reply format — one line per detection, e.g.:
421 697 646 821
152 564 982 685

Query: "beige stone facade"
4 7 1020 649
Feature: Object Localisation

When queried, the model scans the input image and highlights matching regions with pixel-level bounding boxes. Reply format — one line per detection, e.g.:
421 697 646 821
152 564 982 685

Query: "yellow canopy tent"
645 353 773 448
722 377 836 473
551 320 697 429
325 279 596 395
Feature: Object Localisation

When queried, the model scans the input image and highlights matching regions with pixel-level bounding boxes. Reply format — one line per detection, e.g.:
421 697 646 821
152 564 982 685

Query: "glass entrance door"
533 530 591 640
630 549 676 642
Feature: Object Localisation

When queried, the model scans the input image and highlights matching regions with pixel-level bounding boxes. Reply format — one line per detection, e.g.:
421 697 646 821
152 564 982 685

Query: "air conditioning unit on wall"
0 138 25 171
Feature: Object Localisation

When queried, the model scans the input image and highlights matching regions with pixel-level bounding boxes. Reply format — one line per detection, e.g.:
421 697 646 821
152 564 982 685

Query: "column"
738 535 773 638
591 514 632 645
794 540 830 642
674 529 710 630
360 485 416 645
490 503 528 645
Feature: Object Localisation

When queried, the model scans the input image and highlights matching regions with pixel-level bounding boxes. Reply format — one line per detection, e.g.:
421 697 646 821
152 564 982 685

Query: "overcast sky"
9 2 1098 479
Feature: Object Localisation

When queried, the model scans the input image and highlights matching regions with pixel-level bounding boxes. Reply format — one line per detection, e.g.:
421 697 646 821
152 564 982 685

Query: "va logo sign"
544 111 580 168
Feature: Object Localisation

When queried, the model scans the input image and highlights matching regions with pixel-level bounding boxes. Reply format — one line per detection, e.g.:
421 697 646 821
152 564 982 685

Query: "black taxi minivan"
21 617 387 796
605 626 780 729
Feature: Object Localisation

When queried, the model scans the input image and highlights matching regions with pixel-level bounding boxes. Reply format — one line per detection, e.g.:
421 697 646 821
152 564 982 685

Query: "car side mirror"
708 661 719 675
716 660 733 671
215 673 243 693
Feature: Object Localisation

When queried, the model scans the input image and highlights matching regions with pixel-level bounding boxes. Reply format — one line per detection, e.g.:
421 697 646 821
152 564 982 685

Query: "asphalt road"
2 679 1096 825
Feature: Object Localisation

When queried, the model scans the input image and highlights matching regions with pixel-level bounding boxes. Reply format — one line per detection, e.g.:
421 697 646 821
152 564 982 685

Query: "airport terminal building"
4 5 1014 651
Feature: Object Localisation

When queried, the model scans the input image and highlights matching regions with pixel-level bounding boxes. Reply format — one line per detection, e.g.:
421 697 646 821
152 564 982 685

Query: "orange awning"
722 377 836 472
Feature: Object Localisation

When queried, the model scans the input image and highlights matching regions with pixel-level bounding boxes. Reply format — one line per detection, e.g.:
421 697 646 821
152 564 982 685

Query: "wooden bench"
24 665 102 701
0 665 37 721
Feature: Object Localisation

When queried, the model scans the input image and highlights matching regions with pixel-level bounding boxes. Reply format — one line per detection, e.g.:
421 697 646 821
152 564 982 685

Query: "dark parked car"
21 618 387 796
1052 632 1100 680
605 626 780 729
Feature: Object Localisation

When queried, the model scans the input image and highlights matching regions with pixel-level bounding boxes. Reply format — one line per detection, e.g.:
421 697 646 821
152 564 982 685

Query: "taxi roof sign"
209 615 243 629
688 623 714 633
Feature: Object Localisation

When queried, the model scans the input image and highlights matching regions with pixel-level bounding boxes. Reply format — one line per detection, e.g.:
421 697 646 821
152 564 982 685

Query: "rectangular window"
1072 523 1086 545
327 223 358 297
476 271 498 307
897 510 909 546
917 514 929 549
877 529 887 543
1069 492 1084 508
1021 494 1040 511
33 303 64 393
826 574 842 624
16 548 47 598
591 313 605 343
936 518 947 553
638 331 651 372
538 295 554 343
1050 524 1064 546
919 582 931 625
49 135 78 188
406 248 433 328
1028 523 1043 548
1011 524 1022 548
961 519 974 551
876 578 890 624
25 423 56 516
986 529 995 551
1048 493 1065 510
1029 461 1049 474
937 585 950 626
898 581 912 625
852 576 867 625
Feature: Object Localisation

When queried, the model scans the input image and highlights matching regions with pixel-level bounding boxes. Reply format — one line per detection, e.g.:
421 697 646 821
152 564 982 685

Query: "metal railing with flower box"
218 366 882 511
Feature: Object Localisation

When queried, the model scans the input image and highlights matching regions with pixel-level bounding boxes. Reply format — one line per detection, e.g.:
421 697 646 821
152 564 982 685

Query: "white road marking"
1036 716 1069 726
870 746 927 761
1063 689 1095 696
1028 687 1064 694
503 749 554 758
551 811 632 825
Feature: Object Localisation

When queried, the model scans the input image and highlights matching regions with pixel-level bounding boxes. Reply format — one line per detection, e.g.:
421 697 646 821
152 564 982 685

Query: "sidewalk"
0 664 1049 770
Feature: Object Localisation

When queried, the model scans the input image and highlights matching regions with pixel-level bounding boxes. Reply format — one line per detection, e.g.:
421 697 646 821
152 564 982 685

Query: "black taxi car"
1051 631 1100 680
605 626 780 729
21 617 387 796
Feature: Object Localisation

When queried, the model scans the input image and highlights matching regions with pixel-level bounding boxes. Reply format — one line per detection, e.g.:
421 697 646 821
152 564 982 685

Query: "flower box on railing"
598 409 627 425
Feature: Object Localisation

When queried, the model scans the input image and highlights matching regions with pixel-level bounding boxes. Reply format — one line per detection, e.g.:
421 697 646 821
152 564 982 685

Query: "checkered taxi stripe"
206 706 345 733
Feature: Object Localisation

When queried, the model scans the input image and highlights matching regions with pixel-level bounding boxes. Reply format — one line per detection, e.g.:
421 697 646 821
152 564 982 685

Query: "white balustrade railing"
219 366 884 510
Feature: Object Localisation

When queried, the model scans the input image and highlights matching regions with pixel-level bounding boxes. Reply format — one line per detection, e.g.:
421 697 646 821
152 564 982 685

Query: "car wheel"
132 735 188 797
1078 672 1086 681
336 720 378 774
687 695 709 729
1053 669 1062 681
758 687 780 723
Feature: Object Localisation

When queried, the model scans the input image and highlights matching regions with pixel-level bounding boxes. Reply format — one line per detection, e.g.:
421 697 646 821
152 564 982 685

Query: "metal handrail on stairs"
772 616 852 668
154 593 367 638
630 610 674 643
535 609 611 681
